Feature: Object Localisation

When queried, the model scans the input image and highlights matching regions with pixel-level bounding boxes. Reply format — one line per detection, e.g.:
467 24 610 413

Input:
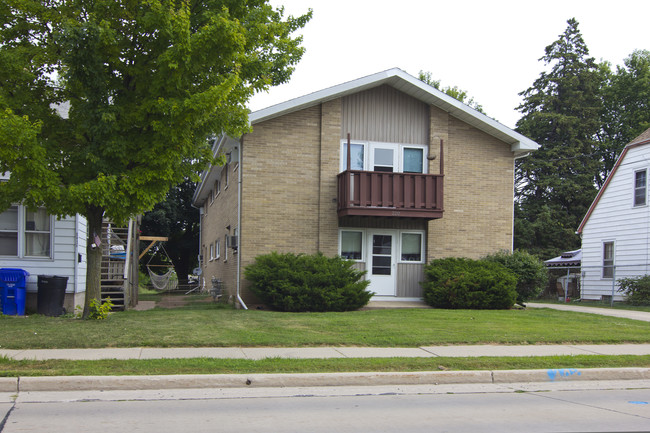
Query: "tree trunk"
83 206 104 318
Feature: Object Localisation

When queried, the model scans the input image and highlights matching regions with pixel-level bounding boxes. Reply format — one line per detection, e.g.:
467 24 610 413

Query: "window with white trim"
215 239 220 260
224 234 228 262
340 141 427 173
634 169 647 207
400 232 423 262
602 241 615 279
214 179 221 198
340 230 363 260
0 205 52 258
209 243 214 261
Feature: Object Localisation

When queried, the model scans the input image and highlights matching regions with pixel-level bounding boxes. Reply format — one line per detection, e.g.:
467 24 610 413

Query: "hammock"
147 266 179 292
144 242 178 291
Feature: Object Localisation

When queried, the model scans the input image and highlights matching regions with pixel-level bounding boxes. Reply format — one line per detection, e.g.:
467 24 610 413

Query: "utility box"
0 268 30 316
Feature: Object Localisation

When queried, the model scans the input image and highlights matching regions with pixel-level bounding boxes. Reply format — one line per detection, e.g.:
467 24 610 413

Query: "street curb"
14 368 650 392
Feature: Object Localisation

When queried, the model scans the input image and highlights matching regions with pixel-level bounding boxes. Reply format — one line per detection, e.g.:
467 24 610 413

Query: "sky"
249 0 649 129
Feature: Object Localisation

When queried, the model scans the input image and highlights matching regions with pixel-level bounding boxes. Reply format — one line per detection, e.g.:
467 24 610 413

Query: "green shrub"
244 252 372 312
618 275 650 305
483 250 548 305
421 257 517 309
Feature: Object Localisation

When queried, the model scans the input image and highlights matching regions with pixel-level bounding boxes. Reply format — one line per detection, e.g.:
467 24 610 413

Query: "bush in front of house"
244 252 372 312
617 275 650 305
482 250 549 306
421 257 517 309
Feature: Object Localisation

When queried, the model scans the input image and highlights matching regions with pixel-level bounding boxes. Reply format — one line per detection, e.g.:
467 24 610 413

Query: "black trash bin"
37 275 68 316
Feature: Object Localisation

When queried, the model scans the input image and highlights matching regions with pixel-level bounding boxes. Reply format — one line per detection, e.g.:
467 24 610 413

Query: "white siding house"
578 128 650 301
0 205 87 312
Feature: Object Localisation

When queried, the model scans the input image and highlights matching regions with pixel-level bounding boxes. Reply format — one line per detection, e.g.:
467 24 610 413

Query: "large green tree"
598 49 650 183
418 70 485 113
0 0 310 316
514 18 603 259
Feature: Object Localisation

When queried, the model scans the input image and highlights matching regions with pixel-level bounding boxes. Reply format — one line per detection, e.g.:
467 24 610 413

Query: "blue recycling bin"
0 268 30 316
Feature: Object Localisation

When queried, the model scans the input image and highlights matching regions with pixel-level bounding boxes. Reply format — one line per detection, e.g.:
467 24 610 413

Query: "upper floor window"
634 169 647 207
341 141 427 174
0 205 52 258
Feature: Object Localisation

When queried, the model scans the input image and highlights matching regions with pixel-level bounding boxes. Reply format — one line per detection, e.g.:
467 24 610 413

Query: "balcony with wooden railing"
337 170 444 219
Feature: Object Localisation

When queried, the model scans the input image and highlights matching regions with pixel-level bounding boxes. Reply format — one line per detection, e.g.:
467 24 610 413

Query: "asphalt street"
2 381 650 432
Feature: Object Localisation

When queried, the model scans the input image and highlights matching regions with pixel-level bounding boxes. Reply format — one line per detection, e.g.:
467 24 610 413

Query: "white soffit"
249 68 539 154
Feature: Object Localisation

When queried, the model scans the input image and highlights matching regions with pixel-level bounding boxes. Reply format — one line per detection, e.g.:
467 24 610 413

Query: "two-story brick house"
192 68 539 308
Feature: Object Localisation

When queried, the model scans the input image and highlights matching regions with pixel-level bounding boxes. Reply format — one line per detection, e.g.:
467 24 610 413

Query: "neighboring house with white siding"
578 128 650 301
0 204 88 312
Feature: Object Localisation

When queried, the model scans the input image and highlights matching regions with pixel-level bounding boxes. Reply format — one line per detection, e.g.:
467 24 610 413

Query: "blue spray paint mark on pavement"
628 401 648 405
547 369 582 381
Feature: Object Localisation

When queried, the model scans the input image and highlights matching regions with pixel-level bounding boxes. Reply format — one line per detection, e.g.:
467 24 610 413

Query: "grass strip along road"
1 303 649 350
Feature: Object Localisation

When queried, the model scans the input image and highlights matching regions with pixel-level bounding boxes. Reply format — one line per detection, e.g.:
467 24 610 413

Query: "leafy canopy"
0 0 311 223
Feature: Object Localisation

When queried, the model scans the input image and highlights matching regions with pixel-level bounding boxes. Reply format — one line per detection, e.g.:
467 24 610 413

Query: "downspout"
511 151 532 251
236 136 248 310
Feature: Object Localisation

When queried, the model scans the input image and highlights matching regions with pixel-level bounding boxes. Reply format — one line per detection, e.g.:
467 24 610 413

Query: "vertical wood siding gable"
341 85 429 144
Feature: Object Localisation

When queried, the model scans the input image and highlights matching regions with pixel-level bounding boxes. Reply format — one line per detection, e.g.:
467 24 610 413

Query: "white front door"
367 230 397 296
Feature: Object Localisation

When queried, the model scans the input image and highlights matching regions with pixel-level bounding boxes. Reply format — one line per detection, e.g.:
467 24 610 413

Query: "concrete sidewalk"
3 343 650 361
527 302 650 322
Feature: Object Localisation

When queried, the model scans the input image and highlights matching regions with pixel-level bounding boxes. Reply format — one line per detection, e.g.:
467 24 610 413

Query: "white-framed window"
634 169 647 207
209 243 214 261
215 238 221 260
0 205 53 258
602 241 615 279
214 179 221 199
400 231 424 263
339 230 364 260
224 163 229 189
209 189 214 204
224 234 229 262
340 140 427 173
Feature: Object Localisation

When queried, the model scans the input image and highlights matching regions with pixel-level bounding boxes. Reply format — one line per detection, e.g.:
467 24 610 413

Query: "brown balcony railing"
337 170 444 219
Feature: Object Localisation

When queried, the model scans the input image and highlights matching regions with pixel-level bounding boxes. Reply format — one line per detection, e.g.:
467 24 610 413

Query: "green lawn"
1 355 650 377
1 302 649 349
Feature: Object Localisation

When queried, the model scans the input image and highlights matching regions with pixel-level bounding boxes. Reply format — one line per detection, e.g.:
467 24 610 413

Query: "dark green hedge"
422 257 517 309
483 250 548 305
244 252 372 312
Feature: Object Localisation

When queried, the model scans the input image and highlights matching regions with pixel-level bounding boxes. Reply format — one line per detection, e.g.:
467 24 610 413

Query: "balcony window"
341 143 365 170
403 148 424 173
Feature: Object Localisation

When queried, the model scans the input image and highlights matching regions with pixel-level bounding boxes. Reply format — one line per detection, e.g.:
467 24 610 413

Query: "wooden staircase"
100 222 129 310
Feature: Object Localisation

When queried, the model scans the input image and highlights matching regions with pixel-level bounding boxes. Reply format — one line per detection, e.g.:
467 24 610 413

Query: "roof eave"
249 68 540 153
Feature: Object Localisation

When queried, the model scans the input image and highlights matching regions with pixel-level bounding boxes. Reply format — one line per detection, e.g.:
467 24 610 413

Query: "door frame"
366 229 397 296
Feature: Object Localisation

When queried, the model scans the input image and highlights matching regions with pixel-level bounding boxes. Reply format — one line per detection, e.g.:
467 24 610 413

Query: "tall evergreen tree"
514 18 603 259
598 49 650 184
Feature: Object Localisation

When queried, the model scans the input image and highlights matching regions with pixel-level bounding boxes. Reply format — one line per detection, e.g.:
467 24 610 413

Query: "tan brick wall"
427 110 514 260
201 161 239 302
317 99 342 257
239 105 324 303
